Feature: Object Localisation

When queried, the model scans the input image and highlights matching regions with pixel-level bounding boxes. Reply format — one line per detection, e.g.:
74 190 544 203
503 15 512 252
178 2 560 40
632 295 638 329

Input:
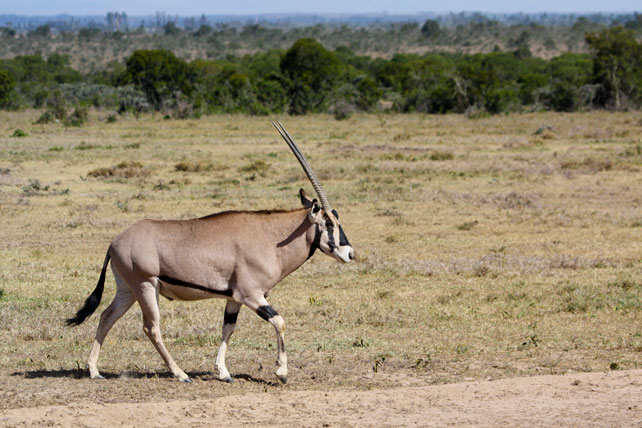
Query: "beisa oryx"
66 121 354 384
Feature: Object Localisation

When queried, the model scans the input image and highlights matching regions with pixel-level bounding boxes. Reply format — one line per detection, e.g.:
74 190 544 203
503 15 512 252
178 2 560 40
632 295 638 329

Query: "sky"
0 0 639 16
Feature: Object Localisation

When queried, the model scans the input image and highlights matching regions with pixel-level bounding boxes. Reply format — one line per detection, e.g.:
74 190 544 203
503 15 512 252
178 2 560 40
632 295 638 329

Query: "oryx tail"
66 251 111 326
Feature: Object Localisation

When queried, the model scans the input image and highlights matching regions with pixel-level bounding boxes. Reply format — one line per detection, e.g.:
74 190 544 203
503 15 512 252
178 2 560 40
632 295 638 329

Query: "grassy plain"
0 111 641 408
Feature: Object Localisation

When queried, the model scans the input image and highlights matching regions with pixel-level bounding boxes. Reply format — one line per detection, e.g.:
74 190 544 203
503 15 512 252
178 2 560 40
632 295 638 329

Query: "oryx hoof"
179 377 192 383
221 376 234 383
277 375 288 384
91 374 105 380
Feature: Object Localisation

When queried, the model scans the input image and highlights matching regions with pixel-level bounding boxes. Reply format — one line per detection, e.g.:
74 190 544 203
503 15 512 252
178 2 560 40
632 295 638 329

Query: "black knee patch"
256 305 278 321
224 310 239 325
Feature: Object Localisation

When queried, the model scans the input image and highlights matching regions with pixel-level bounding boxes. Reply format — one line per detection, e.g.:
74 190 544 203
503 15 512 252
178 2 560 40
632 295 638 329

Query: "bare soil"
1 369 640 427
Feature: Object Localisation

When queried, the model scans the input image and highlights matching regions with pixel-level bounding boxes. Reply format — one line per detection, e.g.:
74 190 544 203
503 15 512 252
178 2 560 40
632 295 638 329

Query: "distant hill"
0 11 639 31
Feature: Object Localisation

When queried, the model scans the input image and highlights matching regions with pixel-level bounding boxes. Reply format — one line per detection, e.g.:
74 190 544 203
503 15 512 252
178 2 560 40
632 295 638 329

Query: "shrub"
34 110 55 124
239 160 270 176
123 49 193 110
0 69 15 108
430 150 454 161
88 161 148 179
64 106 88 127
174 160 214 172
11 129 27 138
281 38 343 114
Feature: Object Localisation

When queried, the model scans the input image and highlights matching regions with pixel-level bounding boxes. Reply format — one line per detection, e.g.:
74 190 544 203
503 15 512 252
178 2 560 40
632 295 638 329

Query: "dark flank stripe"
224 309 240 325
158 275 233 297
256 305 278 321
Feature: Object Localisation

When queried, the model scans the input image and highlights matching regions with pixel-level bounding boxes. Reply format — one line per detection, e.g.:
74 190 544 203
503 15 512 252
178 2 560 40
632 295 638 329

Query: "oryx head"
272 121 354 263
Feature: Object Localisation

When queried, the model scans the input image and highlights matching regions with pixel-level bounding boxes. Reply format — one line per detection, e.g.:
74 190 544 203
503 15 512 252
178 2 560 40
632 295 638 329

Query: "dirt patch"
2 370 640 428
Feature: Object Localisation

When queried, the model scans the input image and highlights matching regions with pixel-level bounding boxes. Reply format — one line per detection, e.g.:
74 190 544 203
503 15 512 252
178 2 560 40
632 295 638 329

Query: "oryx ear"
308 200 323 223
300 188 314 208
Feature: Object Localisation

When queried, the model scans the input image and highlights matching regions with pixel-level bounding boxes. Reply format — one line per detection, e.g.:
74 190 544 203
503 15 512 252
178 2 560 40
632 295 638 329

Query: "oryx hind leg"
87 270 135 379
135 281 191 383
215 300 241 383
245 296 288 384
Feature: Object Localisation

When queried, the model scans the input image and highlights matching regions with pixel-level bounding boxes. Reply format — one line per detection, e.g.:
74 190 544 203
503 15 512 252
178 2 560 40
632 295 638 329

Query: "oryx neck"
274 209 317 281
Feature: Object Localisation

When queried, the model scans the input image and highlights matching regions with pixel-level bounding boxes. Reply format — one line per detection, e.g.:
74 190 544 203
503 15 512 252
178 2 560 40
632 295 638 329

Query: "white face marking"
333 245 353 263
317 211 353 263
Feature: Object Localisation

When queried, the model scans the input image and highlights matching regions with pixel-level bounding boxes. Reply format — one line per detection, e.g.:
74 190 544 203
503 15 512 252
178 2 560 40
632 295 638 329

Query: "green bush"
0 69 15 108
281 38 343 114
122 49 193 110
65 106 88 127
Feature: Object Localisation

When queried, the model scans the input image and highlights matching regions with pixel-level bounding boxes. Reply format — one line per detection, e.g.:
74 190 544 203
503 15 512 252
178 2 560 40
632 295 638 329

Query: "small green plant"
430 150 454 161
106 114 118 123
308 296 323 306
115 200 128 212
48 146 64 152
353 338 369 348
456 220 478 231
75 142 99 150
152 180 170 191
11 129 27 138
0 287 5 300
455 344 469 354
240 160 270 177
372 355 386 372
377 290 390 299
22 179 49 195
414 355 432 369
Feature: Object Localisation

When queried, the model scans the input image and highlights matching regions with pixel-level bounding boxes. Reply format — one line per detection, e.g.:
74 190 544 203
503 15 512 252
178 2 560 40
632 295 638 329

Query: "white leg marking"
215 301 241 382
270 314 288 382
244 296 288 383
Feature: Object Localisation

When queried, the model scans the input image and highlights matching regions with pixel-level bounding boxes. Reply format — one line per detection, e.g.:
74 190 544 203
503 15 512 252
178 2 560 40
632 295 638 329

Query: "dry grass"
0 110 641 408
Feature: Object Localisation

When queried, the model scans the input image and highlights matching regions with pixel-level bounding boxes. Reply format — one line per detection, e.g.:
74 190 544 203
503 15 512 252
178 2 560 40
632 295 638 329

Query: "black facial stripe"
224 309 239 325
307 225 321 260
326 224 337 251
331 209 339 220
158 275 233 297
339 225 351 247
256 305 278 321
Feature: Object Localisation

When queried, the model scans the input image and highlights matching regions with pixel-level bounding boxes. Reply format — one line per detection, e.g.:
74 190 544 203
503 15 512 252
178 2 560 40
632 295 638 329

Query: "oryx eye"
331 209 339 220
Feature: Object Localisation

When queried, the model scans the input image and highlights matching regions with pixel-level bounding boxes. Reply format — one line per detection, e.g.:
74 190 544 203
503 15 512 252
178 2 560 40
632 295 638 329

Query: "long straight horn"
271 120 333 213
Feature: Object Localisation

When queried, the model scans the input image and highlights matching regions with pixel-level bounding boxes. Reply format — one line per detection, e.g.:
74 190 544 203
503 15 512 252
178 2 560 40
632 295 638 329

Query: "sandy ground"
1 369 640 428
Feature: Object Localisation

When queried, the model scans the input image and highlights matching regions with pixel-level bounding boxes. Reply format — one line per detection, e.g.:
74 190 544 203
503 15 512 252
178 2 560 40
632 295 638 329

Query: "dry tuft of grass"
174 160 215 172
88 161 149 179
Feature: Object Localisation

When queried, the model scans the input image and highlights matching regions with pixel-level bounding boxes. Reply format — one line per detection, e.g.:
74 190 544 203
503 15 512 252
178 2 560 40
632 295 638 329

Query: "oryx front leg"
215 301 241 383
87 271 135 379
249 297 288 384
137 281 191 383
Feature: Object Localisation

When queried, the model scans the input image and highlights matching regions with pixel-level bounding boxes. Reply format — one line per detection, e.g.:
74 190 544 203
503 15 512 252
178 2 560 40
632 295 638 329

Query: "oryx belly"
158 276 234 301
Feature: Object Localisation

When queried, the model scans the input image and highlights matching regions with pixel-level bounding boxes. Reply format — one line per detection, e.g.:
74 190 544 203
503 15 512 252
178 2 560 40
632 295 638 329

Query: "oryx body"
67 122 353 383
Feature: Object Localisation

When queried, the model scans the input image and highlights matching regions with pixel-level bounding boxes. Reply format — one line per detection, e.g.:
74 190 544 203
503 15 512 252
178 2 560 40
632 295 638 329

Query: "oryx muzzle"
67 122 354 384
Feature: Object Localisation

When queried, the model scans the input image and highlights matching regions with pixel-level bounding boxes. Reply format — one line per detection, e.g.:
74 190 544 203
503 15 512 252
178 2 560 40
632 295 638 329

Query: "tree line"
0 26 641 121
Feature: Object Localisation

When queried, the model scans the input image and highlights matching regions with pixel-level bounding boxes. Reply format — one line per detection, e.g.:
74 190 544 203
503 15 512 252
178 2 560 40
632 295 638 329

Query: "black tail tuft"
65 294 101 326
65 251 110 327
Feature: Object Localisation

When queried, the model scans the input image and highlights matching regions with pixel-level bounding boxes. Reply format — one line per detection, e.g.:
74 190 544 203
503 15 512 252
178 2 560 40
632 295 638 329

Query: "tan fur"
82 199 352 383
